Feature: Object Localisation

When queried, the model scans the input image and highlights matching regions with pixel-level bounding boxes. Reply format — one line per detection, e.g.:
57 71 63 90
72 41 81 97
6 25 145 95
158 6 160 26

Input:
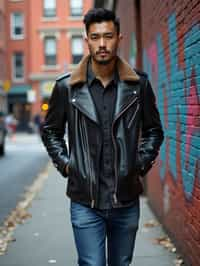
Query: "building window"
12 52 24 80
43 0 56 17
71 36 83 64
44 37 57 65
70 0 83 16
11 13 24 39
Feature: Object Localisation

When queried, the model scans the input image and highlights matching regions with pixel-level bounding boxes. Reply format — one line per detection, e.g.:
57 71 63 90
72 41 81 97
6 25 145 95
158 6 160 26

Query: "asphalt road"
0 133 49 225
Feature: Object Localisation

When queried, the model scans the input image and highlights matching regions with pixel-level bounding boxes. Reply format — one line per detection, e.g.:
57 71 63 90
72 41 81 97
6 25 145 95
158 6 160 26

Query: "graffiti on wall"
143 13 200 199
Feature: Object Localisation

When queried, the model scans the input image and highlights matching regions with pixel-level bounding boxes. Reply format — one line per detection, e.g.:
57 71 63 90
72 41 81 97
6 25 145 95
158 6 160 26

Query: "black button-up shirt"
87 61 117 209
87 60 138 209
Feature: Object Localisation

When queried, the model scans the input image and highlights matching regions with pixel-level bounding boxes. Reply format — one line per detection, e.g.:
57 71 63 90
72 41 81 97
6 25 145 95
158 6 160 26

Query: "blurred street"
0 133 48 225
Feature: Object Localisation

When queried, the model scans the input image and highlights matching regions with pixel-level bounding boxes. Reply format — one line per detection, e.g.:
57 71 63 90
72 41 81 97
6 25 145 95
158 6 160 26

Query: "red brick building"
6 0 93 131
29 0 93 119
96 1 200 265
6 0 31 130
0 0 7 113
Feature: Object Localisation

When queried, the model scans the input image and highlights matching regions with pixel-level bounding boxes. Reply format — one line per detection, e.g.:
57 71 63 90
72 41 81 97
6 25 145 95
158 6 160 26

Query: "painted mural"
143 13 200 199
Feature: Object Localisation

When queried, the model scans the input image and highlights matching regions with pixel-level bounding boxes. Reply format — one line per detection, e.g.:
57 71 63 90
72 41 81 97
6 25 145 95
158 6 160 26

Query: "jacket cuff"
136 153 155 177
53 158 69 178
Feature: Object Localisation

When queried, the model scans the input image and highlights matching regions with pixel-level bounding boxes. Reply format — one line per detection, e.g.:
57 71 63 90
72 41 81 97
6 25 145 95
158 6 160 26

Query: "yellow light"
41 103 49 111
3 80 11 92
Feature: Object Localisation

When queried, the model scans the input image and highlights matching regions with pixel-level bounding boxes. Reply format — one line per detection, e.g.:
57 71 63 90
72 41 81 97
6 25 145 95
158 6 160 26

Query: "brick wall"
116 0 200 265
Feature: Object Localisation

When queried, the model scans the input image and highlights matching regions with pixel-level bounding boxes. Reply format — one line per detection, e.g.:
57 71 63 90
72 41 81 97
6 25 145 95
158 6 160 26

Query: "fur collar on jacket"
69 55 139 86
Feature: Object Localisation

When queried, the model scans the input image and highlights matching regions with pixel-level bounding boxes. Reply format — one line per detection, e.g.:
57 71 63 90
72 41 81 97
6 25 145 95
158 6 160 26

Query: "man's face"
85 21 122 65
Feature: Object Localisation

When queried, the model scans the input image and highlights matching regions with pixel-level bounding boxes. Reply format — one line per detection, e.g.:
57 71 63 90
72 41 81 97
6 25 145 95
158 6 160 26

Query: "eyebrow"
89 32 114 36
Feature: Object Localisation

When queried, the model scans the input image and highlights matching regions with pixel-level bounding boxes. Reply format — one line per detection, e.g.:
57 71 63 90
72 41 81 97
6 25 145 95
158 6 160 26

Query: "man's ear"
84 36 88 44
118 33 123 42
84 30 88 44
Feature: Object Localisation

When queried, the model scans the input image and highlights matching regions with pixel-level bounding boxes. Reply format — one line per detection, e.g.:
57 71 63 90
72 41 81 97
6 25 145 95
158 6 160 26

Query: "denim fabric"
70 198 140 266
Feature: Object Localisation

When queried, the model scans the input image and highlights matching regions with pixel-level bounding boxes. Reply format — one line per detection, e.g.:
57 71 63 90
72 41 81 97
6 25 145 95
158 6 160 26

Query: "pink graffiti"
185 69 200 169
146 43 158 80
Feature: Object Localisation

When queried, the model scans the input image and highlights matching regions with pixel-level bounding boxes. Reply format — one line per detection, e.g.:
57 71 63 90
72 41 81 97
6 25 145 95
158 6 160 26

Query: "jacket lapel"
68 55 141 124
70 83 99 124
114 81 140 120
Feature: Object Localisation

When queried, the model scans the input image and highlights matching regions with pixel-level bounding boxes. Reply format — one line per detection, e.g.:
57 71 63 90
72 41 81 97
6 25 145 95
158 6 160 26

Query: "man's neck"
91 57 117 87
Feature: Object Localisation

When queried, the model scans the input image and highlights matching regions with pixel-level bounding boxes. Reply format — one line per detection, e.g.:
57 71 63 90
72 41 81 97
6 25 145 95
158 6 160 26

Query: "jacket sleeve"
137 76 164 177
41 80 69 177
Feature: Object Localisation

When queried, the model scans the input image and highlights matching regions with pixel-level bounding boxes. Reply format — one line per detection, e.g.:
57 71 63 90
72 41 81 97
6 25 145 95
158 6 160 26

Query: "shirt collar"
87 57 119 88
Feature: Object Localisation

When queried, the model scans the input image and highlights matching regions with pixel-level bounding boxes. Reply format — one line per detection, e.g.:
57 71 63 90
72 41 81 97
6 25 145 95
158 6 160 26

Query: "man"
42 8 164 266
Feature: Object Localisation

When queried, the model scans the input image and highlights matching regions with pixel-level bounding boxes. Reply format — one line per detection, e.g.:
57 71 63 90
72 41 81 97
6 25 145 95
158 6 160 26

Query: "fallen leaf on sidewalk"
0 164 49 256
0 232 14 254
153 236 184 264
0 208 32 256
143 219 160 228
48 259 57 263
152 236 175 251
6 220 15 228
174 258 184 265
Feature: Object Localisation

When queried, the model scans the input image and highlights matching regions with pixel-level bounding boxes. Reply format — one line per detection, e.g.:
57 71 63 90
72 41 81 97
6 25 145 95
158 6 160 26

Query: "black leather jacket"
41 55 164 208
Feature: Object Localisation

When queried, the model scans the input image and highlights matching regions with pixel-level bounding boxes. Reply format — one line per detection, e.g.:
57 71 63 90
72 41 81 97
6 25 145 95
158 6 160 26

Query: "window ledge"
11 35 25 40
68 16 83 21
12 78 25 83
41 64 61 71
41 17 59 22
67 64 79 70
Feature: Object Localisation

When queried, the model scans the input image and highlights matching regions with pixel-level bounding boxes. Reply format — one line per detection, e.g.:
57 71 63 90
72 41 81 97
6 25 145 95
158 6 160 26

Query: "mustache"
96 50 110 54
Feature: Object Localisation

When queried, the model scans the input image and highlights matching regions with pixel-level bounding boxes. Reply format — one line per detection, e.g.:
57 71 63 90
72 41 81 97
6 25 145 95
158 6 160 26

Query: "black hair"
83 8 120 35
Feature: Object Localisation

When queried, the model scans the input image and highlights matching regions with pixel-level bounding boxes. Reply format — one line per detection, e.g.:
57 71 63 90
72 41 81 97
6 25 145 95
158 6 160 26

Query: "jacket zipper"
82 117 95 208
112 96 139 204
127 102 140 129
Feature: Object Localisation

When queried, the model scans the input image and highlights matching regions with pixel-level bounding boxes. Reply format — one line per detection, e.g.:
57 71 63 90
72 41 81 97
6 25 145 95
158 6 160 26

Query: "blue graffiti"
143 13 200 199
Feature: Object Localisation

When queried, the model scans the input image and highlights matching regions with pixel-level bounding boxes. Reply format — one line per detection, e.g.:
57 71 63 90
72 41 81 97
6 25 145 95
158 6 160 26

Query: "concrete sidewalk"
0 164 180 266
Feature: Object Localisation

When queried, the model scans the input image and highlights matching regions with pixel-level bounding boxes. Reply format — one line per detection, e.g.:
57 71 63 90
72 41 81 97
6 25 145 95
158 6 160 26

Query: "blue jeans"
70 198 140 266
